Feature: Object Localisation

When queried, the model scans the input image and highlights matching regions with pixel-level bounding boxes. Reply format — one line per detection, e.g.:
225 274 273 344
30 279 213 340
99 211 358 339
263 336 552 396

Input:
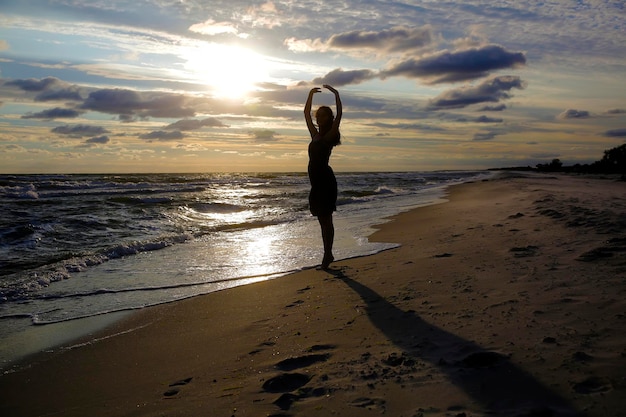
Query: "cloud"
558 109 590 119
312 68 378 87
474 115 503 123
240 1 282 29
85 135 110 144
283 37 325 53
603 128 626 137
0 144 27 153
52 124 110 137
80 88 195 118
286 26 432 56
479 104 507 112
139 130 185 141
5 77 63 91
327 26 433 54
250 129 278 142
428 75 526 109
22 107 82 119
607 109 626 115
473 132 499 141
35 86 83 102
367 122 445 132
164 118 228 131
382 44 526 84
188 19 240 36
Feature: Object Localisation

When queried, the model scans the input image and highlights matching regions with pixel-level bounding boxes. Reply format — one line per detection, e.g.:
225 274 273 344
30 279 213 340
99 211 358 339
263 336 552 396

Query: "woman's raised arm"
304 87 321 138
323 84 342 136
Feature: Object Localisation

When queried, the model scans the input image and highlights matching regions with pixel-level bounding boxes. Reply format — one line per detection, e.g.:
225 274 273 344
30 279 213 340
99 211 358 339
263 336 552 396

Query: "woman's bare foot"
321 253 334 270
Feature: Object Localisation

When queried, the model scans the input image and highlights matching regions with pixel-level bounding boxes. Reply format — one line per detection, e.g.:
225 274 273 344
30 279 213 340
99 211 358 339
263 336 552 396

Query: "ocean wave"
186 202 247 214
0 184 40 200
109 196 174 205
0 233 194 302
27 269 297 325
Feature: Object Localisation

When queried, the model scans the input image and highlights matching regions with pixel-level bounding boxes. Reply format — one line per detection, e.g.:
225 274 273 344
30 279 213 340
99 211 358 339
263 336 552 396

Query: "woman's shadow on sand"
330 268 585 417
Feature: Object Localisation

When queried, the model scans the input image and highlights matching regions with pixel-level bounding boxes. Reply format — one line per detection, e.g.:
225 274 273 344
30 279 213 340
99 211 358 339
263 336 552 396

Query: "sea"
0 171 491 370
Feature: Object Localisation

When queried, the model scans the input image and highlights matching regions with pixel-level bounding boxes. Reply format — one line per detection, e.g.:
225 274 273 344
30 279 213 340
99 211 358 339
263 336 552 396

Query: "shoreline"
1 173 625 416
0 176 455 371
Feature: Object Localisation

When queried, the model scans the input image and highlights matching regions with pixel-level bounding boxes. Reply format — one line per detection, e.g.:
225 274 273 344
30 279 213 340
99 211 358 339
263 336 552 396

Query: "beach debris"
434 253 453 258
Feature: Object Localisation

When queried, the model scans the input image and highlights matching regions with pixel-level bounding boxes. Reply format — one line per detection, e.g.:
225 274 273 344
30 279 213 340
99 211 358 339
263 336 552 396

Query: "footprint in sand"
263 345 336 411
297 285 312 294
350 397 386 411
163 377 193 397
275 354 331 371
285 299 304 308
572 376 612 394
262 373 311 393
509 245 539 258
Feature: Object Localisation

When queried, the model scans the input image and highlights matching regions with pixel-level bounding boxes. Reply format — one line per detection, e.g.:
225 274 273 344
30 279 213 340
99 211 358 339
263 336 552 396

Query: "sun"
182 43 269 99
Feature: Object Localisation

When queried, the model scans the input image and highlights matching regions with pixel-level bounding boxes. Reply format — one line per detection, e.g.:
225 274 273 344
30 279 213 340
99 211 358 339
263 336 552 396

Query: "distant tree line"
494 143 626 180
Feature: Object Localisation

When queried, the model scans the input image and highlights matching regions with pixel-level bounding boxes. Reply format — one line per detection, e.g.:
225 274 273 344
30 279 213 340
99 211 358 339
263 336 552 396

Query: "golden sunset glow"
0 1 624 173
182 43 270 99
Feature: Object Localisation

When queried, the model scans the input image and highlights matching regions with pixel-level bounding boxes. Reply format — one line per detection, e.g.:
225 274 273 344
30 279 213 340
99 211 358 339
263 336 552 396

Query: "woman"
304 84 342 270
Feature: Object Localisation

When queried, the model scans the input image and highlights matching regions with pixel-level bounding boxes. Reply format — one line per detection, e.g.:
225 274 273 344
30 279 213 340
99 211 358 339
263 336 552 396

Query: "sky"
0 0 625 173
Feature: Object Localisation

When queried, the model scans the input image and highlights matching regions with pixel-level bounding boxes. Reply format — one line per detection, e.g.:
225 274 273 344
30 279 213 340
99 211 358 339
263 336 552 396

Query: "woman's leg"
318 214 335 268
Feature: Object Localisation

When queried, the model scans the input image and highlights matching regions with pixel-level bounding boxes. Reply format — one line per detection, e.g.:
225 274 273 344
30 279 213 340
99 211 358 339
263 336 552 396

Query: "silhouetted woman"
304 84 342 270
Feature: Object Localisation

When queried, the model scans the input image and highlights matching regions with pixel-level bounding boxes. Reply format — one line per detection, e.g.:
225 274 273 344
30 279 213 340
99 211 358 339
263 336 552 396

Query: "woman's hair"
316 106 341 146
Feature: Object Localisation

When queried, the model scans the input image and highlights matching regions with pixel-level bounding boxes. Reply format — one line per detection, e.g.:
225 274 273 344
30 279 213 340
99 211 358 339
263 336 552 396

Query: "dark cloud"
164 118 228 131
250 129 278 142
558 109 590 119
474 115 503 123
607 109 626 115
312 68 378 87
52 124 110 137
22 107 82 119
382 45 526 84
328 26 432 53
428 76 526 109
367 122 445 132
473 132 498 141
85 135 110 144
139 130 185 141
603 128 626 137
5 77 62 91
35 87 83 102
479 104 507 112
81 88 195 118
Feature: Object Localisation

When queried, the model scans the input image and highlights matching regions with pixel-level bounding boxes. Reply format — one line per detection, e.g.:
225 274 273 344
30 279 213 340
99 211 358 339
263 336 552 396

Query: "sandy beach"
1 173 625 417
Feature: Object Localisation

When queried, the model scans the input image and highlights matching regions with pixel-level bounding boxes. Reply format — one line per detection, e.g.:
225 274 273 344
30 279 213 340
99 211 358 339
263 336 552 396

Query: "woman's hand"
310 87 321 95
323 84 338 94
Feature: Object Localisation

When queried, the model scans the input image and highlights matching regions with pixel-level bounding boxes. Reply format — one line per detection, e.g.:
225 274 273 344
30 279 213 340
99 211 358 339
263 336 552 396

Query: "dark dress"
307 133 337 216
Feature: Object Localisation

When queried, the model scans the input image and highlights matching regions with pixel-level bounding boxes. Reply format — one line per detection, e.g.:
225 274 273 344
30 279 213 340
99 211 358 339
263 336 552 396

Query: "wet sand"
1 173 625 417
